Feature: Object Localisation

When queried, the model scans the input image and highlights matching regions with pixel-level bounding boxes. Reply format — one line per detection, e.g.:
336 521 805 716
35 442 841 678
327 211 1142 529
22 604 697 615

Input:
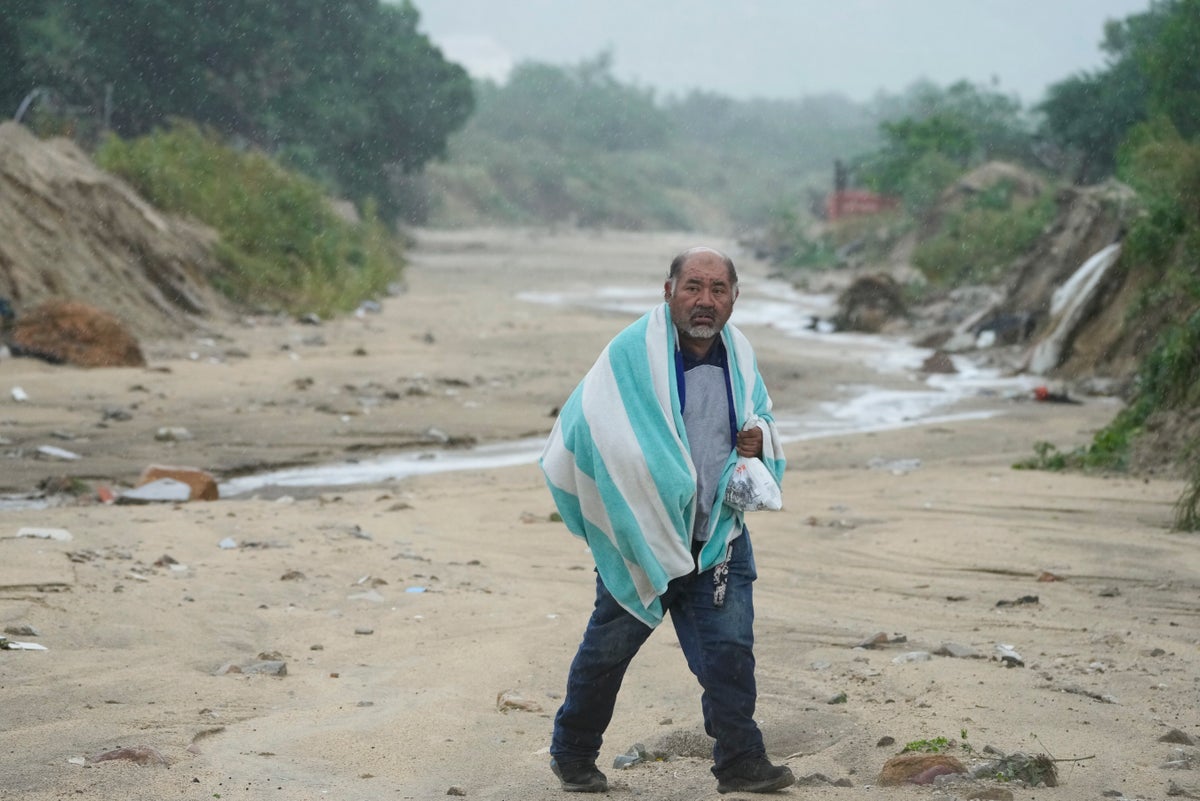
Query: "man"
540 246 792 794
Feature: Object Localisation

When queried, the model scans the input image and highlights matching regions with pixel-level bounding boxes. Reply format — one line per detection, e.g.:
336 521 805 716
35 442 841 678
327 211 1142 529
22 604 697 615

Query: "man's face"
664 253 738 341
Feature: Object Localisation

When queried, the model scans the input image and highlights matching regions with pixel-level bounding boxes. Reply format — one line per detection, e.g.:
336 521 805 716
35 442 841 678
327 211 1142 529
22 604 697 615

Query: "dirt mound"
0 121 231 340
7 299 145 367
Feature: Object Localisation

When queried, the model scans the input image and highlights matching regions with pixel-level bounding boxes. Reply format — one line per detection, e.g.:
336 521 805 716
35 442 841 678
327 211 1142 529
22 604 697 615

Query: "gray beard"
682 324 719 339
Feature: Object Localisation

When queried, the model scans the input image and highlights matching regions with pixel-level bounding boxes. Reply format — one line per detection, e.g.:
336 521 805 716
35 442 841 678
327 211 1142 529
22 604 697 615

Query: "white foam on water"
220 437 547 497
225 277 1041 494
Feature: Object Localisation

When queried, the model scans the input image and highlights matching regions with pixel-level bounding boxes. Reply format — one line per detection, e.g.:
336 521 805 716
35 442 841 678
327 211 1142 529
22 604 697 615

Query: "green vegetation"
3 0 473 217
912 182 1056 286
857 80 1036 217
96 124 402 316
901 730 972 755
1015 0 1200 528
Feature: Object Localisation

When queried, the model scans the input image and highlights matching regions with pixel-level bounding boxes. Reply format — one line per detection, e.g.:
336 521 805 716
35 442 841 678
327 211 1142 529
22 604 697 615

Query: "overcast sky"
410 0 1152 105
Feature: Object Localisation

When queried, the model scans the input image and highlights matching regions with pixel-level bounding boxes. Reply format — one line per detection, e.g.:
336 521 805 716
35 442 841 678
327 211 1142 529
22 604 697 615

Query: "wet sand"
0 228 1194 801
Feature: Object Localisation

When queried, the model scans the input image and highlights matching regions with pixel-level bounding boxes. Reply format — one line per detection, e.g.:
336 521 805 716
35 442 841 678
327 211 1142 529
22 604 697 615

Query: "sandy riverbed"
0 228 1195 801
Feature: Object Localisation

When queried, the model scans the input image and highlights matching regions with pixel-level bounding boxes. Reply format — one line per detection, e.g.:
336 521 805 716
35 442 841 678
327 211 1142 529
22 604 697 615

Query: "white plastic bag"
723 416 782 511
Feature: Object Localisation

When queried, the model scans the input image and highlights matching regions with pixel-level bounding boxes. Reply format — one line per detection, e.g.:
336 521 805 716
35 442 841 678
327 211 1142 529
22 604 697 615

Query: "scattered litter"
36 445 80 461
892 651 933 664
218 537 238 549
117 478 191 504
15 526 73 541
1033 386 1081 404
613 743 647 769
0 636 47 651
11 386 28 402
994 643 1024 667
405 586 427 594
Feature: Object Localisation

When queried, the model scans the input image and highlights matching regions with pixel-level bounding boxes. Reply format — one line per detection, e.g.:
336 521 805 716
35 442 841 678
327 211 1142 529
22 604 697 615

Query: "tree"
11 0 474 214
1038 0 1198 184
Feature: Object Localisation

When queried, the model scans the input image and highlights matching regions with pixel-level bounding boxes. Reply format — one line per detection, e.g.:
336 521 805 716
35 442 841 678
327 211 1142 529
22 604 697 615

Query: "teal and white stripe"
541 304 785 627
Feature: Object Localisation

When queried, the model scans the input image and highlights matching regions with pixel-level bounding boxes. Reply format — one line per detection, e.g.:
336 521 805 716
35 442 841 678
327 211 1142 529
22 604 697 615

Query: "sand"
0 228 1195 801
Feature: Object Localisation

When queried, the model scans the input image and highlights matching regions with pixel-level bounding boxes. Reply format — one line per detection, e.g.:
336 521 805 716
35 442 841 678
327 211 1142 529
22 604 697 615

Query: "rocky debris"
6 300 145 367
136 465 219 501
878 752 967 785
833 273 906 333
920 350 957 373
495 690 542 713
0 121 230 339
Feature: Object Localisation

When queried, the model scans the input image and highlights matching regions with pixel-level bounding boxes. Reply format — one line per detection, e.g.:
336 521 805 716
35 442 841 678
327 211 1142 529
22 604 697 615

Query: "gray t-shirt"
682 362 732 541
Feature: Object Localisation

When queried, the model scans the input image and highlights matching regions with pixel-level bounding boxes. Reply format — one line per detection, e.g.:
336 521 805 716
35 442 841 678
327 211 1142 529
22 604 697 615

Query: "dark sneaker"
716 757 795 794
550 757 609 793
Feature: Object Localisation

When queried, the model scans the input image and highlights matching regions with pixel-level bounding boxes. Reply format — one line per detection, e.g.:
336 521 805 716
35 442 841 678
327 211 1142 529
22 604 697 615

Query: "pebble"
154 426 193 442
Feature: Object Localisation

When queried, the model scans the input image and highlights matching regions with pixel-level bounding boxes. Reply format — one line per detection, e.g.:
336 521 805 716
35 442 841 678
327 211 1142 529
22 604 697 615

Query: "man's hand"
736 426 763 458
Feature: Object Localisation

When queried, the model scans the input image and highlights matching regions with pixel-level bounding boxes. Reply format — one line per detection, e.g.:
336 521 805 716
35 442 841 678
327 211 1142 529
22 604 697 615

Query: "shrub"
96 122 401 316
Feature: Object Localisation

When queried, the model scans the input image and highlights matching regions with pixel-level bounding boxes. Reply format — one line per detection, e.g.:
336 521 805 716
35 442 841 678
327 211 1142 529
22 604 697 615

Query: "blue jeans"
551 531 764 776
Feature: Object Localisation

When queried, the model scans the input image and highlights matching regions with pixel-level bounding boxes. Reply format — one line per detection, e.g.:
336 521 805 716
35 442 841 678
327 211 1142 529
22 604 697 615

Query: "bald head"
668 246 738 288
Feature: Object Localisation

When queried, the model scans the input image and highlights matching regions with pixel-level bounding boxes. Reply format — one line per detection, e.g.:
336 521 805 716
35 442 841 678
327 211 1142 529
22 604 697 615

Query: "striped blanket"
540 303 785 627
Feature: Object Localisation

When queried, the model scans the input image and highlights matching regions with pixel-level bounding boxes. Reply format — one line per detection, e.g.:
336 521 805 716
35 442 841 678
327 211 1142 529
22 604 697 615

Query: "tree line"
0 0 474 217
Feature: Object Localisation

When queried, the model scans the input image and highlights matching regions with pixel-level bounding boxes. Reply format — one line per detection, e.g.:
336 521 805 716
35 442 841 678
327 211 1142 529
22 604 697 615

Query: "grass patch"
913 182 1055 286
95 122 402 317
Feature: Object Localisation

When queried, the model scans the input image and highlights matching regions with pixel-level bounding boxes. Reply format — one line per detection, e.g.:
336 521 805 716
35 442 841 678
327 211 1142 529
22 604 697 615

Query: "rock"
878 753 967 786
116 478 192 504
920 350 957 373
855 631 907 648
935 642 981 659
7 300 145 367
3 624 39 637
1156 729 1195 748
154 426 194 442
137 465 219 501
496 690 543 713
834 274 907 333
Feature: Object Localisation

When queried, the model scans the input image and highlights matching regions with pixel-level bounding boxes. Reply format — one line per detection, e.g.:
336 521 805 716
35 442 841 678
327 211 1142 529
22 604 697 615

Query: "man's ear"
663 280 673 301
